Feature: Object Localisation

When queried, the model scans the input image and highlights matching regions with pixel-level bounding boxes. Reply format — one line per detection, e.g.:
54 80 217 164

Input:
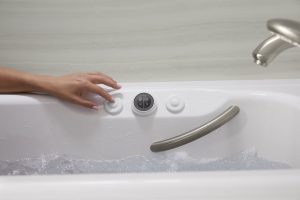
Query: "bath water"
0 148 290 175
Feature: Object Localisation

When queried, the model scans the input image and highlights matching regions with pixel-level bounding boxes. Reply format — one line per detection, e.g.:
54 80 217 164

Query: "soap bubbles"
0 148 291 175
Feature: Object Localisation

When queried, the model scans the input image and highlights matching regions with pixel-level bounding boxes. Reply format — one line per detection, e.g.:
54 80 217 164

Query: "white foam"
0 148 291 175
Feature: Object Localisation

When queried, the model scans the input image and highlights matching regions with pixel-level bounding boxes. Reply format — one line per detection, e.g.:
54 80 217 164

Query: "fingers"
80 72 121 90
59 72 120 109
87 72 114 81
88 75 121 89
85 82 114 102
72 96 97 109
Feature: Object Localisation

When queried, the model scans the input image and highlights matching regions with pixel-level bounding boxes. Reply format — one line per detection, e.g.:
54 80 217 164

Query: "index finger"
88 75 121 89
85 82 114 102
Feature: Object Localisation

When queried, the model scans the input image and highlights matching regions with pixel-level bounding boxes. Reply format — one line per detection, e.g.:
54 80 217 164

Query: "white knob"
104 98 123 115
166 96 185 113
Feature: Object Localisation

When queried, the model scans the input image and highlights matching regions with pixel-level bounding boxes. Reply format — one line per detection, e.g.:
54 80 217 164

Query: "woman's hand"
0 67 121 109
40 72 121 109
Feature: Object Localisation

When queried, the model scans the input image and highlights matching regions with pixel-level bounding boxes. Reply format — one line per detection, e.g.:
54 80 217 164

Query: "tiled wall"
0 0 300 81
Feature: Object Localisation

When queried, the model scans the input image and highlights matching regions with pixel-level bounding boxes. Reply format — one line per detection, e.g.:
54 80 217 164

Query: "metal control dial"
132 93 157 116
134 93 154 111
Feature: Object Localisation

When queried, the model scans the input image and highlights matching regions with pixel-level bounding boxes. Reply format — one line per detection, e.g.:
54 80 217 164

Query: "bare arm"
0 67 121 109
0 67 39 93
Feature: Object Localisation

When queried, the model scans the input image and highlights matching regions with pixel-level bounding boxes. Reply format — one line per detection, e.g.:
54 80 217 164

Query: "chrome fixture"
150 106 240 152
132 93 157 116
253 18 300 67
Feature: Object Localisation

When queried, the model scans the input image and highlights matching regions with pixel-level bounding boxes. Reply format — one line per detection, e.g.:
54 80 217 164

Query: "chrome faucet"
253 18 300 67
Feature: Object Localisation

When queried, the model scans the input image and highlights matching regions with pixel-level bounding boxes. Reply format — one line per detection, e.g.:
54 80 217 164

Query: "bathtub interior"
0 83 300 175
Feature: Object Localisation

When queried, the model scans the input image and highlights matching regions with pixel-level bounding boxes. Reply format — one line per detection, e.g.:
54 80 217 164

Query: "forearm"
0 67 51 93
0 67 120 109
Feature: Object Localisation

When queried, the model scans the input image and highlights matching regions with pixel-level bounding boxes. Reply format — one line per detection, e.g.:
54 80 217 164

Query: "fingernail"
92 106 99 110
116 84 122 89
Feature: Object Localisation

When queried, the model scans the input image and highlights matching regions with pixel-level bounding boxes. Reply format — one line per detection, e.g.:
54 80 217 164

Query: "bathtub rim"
0 169 299 199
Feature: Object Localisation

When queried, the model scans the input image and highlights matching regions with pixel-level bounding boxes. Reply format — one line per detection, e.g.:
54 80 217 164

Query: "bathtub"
0 79 300 199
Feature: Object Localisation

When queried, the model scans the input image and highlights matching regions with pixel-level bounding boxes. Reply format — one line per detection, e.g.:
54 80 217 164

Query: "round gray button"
132 93 157 116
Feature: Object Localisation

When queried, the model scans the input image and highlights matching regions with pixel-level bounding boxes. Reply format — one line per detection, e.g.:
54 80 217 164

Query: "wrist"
23 73 55 94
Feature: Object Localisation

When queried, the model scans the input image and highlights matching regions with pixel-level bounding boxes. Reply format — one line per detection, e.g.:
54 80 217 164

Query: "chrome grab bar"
150 106 240 152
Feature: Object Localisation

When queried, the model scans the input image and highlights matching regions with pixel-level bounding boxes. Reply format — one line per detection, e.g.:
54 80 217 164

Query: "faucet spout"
253 34 294 67
253 19 300 67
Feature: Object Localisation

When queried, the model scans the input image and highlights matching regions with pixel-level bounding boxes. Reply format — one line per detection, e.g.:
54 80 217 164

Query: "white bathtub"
0 80 300 199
